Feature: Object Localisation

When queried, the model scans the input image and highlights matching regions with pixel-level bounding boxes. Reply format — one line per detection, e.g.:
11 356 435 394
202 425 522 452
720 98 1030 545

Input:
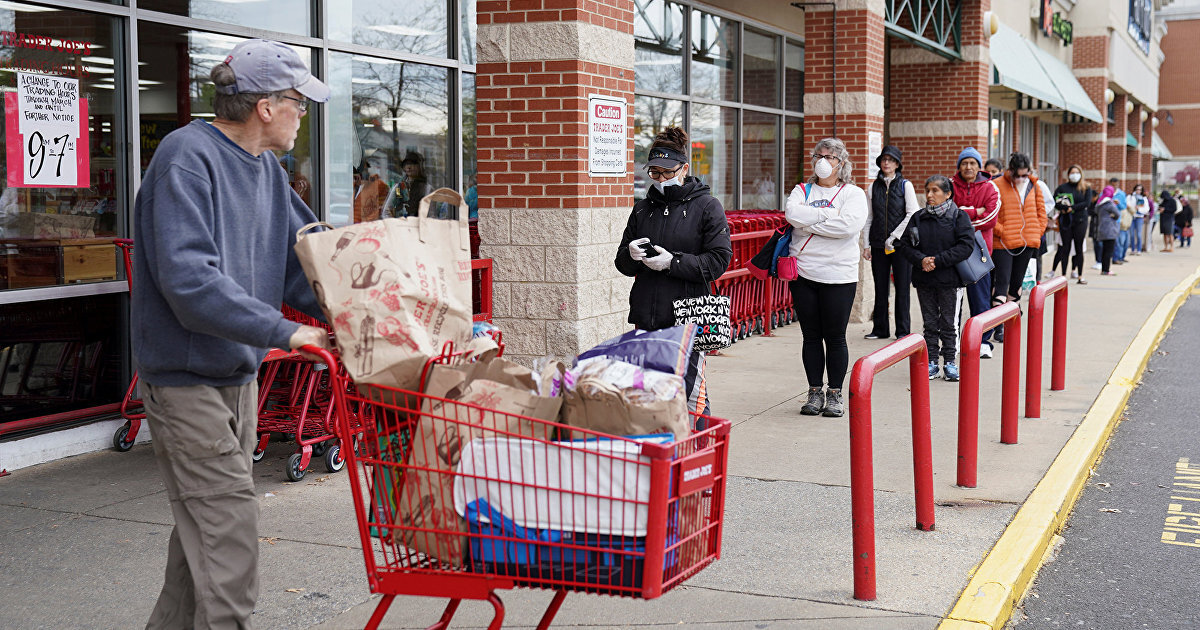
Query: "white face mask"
1013 176 1028 187
1069 172 1081 183
813 158 835 180
653 176 681 193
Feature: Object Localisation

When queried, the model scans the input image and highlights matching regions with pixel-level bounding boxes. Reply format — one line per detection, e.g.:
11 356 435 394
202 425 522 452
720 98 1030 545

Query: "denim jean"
1130 217 1144 253
1115 229 1129 262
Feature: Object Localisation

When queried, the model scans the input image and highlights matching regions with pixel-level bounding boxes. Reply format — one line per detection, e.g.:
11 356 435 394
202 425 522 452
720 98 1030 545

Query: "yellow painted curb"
938 266 1200 630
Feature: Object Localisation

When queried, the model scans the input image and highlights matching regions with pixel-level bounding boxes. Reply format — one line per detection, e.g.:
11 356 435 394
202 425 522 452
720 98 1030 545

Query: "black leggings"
790 277 857 389
1052 216 1089 276
992 247 1035 301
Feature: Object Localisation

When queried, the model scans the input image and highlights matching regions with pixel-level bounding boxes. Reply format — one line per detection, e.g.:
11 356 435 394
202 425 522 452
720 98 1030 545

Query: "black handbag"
955 230 994 285
673 295 732 352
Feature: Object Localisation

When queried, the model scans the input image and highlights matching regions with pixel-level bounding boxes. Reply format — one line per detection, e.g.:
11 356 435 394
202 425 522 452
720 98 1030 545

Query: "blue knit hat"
957 147 983 168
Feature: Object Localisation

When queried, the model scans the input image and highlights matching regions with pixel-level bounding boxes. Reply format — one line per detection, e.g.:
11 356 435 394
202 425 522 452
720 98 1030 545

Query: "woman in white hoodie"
785 137 869 418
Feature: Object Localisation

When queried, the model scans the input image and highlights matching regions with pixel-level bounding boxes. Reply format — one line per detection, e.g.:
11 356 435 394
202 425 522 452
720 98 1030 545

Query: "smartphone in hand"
641 242 659 257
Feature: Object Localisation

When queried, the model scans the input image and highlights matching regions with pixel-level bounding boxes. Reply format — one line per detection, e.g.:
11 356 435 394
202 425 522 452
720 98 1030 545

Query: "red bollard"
848 334 936 601
957 302 1022 488
1026 277 1069 418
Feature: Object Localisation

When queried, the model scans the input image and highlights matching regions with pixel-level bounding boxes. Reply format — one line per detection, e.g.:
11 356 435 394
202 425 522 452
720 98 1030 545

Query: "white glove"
642 245 673 272
628 237 651 261
884 236 896 251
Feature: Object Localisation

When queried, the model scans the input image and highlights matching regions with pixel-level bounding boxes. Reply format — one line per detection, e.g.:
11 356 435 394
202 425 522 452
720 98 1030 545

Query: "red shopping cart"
113 239 144 451
305 344 731 629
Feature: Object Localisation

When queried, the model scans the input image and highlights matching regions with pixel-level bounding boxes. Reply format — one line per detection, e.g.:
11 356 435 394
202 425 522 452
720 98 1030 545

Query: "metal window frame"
634 0 803 211
883 0 962 61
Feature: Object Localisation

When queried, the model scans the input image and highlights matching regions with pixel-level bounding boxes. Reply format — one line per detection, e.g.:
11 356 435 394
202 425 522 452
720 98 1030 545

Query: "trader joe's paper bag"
392 358 562 565
294 188 473 391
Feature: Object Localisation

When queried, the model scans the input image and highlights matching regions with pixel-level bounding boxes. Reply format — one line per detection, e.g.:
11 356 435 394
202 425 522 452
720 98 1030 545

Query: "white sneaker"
1071 270 1078 279
1091 262 1102 270
980 343 994 359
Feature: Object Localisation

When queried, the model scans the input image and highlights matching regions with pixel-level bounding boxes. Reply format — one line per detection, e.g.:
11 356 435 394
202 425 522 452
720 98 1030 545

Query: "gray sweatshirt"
132 120 323 387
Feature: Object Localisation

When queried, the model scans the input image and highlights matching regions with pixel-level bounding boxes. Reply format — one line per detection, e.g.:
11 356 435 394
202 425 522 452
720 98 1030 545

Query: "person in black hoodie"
1159 190 1177 252
615 127 732 414
1052 164 1095 284
893 175 975 382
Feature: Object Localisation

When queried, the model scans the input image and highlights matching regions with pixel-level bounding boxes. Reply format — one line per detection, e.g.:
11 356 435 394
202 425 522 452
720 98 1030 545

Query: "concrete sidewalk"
1 247 1196 629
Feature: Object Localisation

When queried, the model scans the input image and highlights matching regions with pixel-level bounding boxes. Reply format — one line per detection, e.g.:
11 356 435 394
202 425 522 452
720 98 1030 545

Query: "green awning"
1126 131 1138 148
1152 131 1174 160
990 24 1104 123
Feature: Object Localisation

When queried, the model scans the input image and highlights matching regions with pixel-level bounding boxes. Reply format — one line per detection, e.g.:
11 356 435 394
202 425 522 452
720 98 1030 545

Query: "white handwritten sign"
5 71 89 188
588 94 626 177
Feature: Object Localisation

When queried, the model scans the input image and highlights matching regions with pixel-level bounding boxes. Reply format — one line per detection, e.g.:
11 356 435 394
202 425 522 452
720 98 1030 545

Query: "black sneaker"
864 332 886 340
822 389 844 417
800 387 825 415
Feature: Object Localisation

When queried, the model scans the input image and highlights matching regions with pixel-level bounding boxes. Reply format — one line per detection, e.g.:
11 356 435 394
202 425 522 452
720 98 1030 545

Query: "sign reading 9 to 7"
5 71 90 188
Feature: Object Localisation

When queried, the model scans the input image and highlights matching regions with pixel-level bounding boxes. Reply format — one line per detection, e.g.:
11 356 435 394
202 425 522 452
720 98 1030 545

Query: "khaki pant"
142 381 259 630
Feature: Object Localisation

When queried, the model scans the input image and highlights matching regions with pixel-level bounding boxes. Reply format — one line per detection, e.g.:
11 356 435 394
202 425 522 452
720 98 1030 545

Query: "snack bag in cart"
293 188 474 392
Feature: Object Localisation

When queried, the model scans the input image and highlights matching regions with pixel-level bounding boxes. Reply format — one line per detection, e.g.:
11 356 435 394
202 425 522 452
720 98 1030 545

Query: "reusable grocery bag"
294 188 474 391
673 295 732 352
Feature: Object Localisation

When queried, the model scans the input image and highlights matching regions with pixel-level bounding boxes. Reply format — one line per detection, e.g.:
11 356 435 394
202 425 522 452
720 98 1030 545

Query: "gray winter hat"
216 39 330 103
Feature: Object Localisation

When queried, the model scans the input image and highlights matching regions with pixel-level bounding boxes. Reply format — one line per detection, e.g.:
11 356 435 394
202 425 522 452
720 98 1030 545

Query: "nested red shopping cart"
304 344 731 629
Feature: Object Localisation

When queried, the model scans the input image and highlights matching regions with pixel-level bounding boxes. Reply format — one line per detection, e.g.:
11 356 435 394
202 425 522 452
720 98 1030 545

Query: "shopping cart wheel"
252 447 266 463
324 443 345 473
286 453 307 482
112 422 135 452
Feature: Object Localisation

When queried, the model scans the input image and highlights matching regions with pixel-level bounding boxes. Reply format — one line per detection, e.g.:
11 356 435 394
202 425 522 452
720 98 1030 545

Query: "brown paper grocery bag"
294 188 474 392
560 377 690 441
393 358 563 566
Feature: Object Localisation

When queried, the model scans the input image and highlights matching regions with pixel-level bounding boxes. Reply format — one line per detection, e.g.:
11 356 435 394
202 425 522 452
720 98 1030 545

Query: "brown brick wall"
1159 18 1200 158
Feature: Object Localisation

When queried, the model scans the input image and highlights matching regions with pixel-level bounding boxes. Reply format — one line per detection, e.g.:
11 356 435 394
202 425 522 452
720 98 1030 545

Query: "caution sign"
588 94 626 177
5 71 89 188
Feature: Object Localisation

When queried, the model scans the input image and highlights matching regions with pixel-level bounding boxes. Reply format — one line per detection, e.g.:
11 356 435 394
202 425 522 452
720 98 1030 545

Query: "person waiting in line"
861 145 918 341
1129 183 1149 255
1094 185 1121 275
1097 177 1128 268
949 147 1000 358
991 153 1046 313
1176 195 1193 248
984 158 1003 180
784 137 869 418
1032 168 1055 281
1052 165 1095 285
615 126 731 416
1158 190 1177 252
893 175 975 382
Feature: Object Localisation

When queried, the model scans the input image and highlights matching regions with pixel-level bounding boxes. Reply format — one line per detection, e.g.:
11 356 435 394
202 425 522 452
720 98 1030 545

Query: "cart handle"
300 345 337 368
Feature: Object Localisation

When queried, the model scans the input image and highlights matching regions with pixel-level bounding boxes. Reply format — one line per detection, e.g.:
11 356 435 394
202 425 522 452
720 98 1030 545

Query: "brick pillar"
803 1 886 323
886 0 990 183
475 0 636 363
1107 93 1129 189
1140 116 1153 187
1126 102 1143 188
1062 35 1109 190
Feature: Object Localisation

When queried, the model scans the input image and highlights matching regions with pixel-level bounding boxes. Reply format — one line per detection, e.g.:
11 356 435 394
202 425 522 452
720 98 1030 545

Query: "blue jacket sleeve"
146 165 300 350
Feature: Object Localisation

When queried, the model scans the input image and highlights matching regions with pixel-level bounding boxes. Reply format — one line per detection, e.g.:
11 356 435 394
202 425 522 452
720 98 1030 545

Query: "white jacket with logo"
784 182 870 285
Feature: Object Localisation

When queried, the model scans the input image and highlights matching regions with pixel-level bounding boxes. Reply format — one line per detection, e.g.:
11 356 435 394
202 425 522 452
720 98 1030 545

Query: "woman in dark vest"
861 145 919 340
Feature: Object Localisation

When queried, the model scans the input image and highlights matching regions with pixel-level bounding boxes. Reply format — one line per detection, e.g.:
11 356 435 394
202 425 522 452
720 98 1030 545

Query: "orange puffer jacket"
992 175 1048 250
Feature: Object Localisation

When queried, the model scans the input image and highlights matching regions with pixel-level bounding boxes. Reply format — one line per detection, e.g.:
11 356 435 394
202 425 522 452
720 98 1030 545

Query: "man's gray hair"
211 63 286 122
808 137 855 185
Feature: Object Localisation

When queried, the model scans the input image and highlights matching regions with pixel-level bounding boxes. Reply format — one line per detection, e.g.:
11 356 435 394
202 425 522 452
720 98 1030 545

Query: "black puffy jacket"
894 201 975 289
615 178 732 331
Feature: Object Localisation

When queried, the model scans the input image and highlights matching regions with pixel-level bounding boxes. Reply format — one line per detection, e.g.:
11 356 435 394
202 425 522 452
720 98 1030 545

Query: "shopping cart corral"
303 344 731 630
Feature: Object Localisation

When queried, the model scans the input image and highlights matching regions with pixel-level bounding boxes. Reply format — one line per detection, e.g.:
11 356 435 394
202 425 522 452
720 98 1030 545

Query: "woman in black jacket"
1052 165 1095 284
893 175 975 382
1159 190 1177 252
615 127 732 414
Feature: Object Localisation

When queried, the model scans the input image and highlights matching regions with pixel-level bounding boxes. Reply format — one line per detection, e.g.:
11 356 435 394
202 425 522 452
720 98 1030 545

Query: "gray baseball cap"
216 39 330 103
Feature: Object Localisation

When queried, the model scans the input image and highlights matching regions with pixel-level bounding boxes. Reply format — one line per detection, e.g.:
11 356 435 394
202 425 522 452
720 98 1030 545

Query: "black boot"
800 387 824 415
822 388 844 417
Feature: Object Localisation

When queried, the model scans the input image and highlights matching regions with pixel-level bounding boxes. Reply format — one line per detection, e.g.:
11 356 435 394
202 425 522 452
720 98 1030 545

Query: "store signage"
1039 0 1074 45
5 72 90 188
588 94 627 177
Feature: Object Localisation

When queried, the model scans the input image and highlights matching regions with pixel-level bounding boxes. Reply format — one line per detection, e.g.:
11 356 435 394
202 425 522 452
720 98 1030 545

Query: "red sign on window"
5 72 90 188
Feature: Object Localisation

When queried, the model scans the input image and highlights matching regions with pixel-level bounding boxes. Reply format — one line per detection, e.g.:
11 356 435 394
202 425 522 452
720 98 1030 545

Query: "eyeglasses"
812 153 841 163
646 165 683 180
279 95 309 113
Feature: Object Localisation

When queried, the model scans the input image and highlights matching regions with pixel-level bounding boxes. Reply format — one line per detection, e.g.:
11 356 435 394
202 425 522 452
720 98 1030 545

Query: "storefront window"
635 0 683 94
463 72 476 217
691 9 736 102
742 111 778 209
743 28 778 109
784 116 803 187
785 40 803 113
0 5 122 291
327 0 449 59
691 104 735 210
632 95 683 201
462 0 476 64
139 1 310 37
328 52 450 225
137 24 317 208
